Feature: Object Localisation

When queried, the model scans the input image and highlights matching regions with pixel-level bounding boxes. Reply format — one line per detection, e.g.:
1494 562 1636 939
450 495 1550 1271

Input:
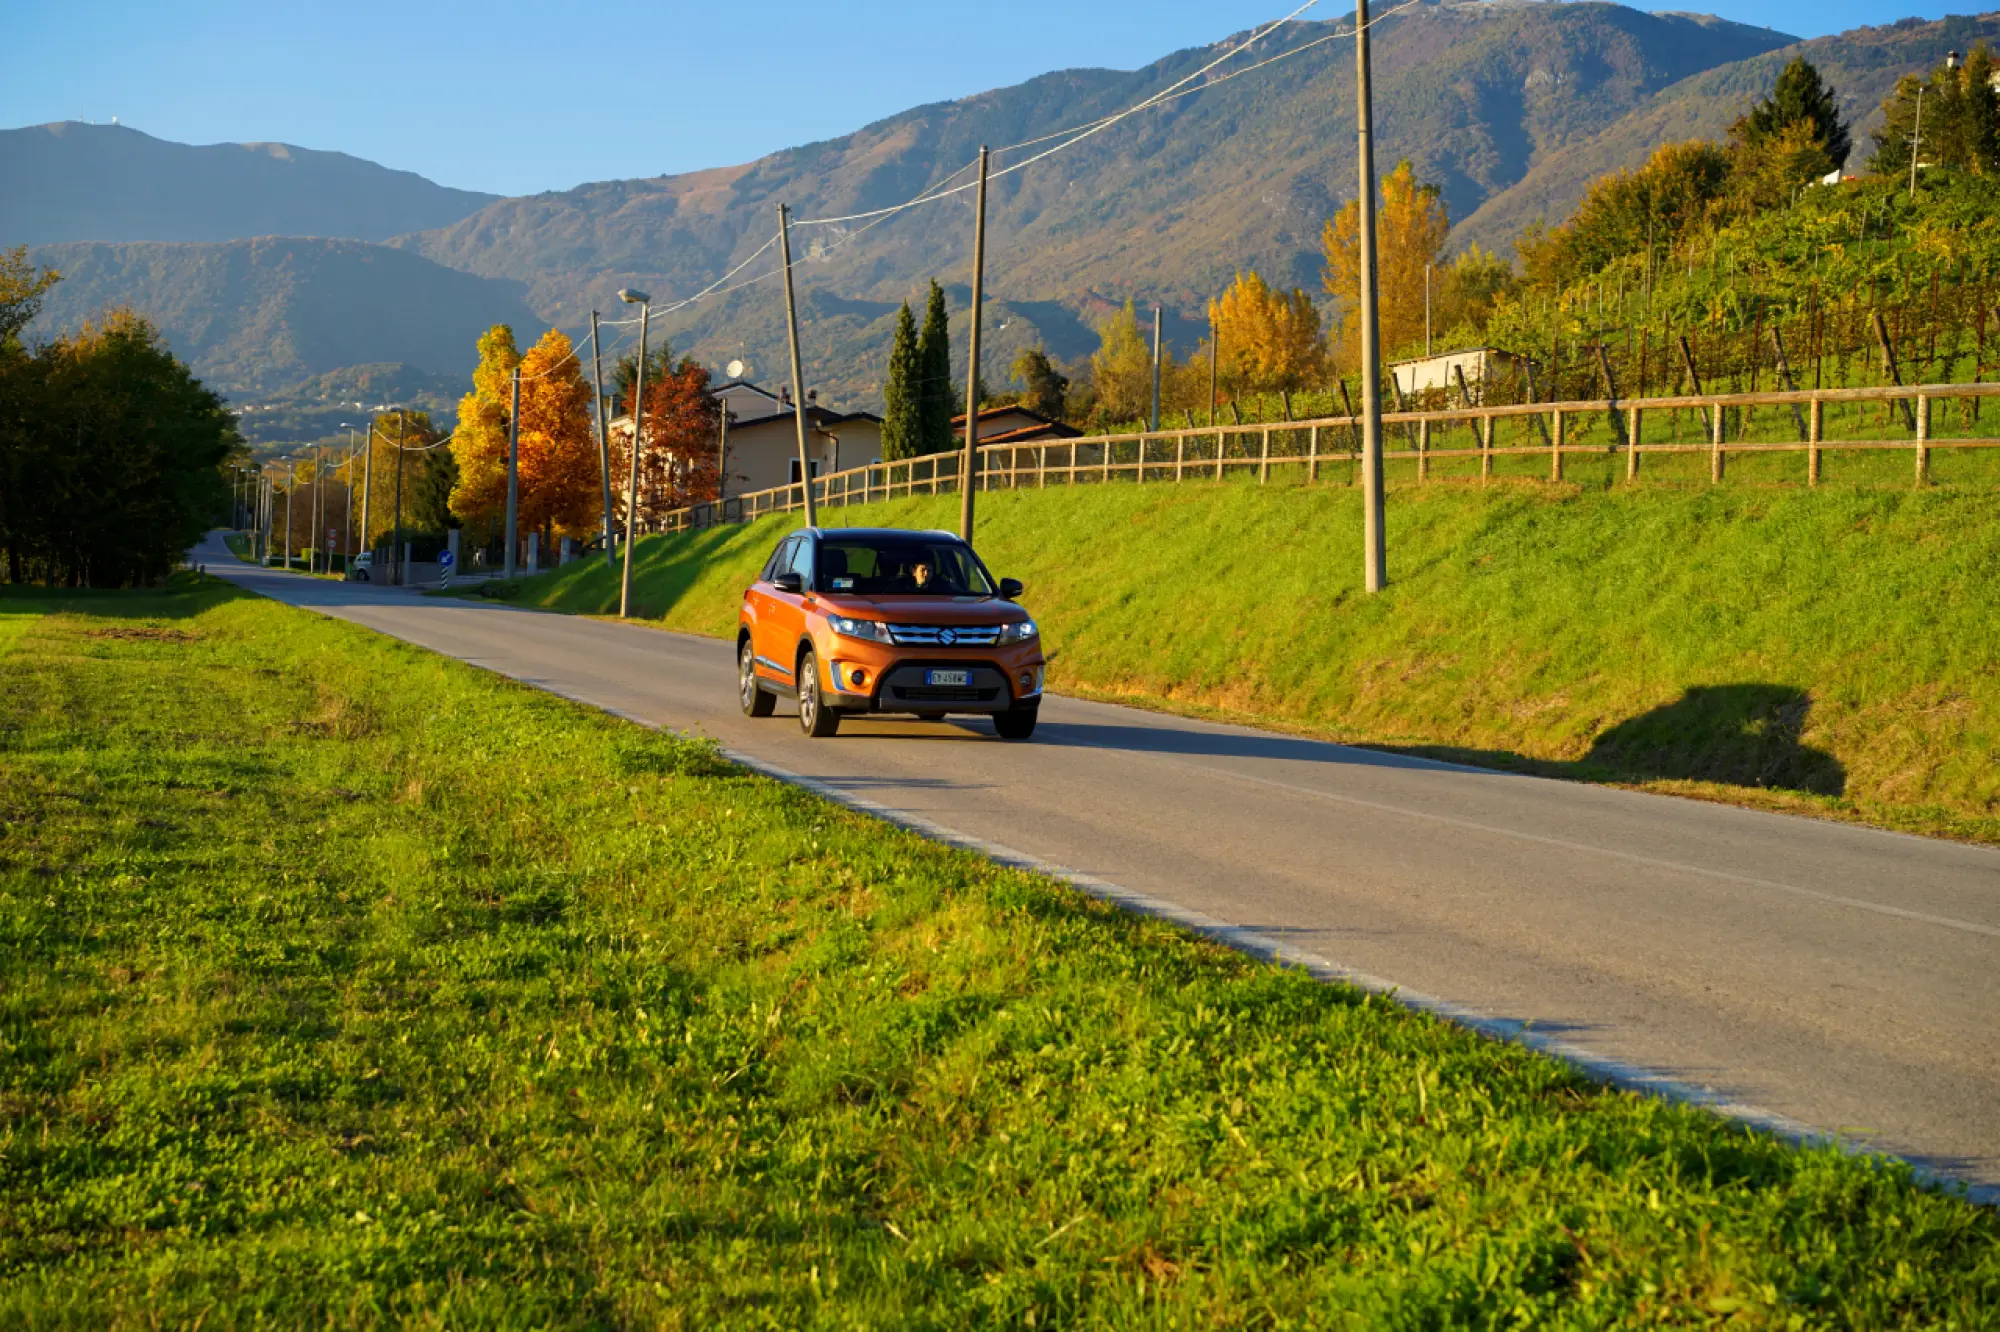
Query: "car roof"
807 527 962 542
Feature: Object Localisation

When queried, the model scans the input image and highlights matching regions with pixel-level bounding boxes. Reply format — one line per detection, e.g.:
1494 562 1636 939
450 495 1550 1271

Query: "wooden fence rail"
642 381 2000 535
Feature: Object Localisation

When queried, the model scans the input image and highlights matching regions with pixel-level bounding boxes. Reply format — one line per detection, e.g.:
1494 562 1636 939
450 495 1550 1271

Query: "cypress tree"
916 280 952 455
881 302 920 460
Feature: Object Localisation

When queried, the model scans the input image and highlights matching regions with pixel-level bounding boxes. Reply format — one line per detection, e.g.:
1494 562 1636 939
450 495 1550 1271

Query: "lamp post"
618 287 651 619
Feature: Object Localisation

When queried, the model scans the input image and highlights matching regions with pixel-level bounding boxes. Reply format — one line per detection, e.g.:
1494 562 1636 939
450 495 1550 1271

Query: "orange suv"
738 527 1045 740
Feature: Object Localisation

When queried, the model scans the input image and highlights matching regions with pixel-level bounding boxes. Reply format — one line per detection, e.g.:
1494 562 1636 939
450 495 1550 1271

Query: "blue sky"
2 0 1962 197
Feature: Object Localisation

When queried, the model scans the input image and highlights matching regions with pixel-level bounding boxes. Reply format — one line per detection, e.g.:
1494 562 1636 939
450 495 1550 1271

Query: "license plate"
924 669 971 687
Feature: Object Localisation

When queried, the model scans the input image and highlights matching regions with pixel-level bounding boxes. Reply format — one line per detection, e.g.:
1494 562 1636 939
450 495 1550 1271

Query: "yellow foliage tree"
1322 160 1451 368
1087 299 1178 427
1208 270 1323 394
448 325 521 537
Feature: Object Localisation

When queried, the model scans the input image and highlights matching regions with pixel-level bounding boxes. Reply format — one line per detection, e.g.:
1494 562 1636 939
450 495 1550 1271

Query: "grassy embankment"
478 475 2000 844
3 579 1997 1322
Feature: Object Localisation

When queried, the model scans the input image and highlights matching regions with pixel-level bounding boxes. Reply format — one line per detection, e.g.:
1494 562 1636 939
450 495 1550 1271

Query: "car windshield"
816 537 994 596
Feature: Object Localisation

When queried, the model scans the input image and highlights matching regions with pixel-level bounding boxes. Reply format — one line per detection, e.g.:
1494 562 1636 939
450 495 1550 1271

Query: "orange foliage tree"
616 354 719 528
1208 269 1323 394
450 326 601 551
514 328 600 541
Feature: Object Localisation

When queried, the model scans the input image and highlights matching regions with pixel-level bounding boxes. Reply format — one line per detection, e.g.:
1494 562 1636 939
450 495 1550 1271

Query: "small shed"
1388 347 1528 400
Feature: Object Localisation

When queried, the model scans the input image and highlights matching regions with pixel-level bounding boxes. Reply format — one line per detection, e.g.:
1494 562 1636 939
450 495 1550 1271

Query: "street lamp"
617 287 651 619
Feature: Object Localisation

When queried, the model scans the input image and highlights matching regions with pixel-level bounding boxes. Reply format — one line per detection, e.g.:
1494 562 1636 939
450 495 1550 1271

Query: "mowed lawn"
488 478 2000 844
2 580 1996 1326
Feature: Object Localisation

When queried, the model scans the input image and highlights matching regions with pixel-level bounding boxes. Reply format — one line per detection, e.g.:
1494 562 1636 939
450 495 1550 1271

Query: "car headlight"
997 619 1039 644
827 615 891 642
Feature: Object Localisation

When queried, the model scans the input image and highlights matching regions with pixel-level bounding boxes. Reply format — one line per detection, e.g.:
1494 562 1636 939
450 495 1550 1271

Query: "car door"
765 536 815 688
747 537 795 684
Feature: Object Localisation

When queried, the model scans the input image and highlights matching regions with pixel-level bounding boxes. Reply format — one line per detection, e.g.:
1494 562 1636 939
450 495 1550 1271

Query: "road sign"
438 550 456 568
438 548 455 590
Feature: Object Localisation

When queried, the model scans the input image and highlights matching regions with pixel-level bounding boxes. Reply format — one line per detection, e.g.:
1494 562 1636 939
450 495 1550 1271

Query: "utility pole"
618 288 652 618
777 204 820 528
283 464 294 570
1208 328 1219 427
1909 85 1927 199
716 407 732 515
391 411 406 588
310 447 324 574
359 422 375 566
1355 0 1387 592
342 445 354 569
1424 263 1433 356
960 145 991 542
1149 306 1163 432
504 366 521 578
589 310 615 570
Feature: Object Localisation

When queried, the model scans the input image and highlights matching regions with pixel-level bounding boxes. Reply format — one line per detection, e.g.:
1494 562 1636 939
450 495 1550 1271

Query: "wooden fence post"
1710 396 1725 483
1103 438 1112 485
1259 428 1271 484
1308 425 1320 482
1915 392 1930 486
1418 418 1430 482
1626 406 1642 481
1215 427 1226 481
1176 431 1186 481
1480 414 1493 482
1550 409 1564 481
1808 397 1822 487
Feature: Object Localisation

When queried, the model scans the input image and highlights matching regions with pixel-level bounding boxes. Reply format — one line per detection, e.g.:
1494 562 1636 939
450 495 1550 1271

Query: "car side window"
762 538 794 583
787 536 815 589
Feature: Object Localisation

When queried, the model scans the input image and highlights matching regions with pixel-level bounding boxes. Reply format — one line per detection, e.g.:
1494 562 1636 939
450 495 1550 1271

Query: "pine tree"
881 302 921 460
1743 57 1851 171
915 280 952 455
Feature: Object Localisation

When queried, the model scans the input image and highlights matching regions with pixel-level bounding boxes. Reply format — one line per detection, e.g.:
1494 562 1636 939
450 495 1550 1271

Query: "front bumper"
820 640 1045 714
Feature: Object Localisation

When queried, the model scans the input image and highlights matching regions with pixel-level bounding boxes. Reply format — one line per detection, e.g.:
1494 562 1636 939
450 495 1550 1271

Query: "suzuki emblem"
939 628 957 645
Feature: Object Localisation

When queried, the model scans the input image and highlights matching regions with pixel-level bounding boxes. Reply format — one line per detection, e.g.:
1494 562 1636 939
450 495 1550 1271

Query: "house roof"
973 422 1083 445
1387 347 1518 369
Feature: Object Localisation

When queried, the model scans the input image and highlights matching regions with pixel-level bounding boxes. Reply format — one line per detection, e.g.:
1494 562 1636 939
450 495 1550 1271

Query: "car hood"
815 594 1025 624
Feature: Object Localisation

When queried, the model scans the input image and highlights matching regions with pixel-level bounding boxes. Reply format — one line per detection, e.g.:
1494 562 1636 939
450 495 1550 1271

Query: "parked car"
345 551 374 583
737 527 1044 739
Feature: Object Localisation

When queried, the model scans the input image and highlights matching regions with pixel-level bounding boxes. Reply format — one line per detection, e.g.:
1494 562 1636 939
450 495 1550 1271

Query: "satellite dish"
726 359 747 379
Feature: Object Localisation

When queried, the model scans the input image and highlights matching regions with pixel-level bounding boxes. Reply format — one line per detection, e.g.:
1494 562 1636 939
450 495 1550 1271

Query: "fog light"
1019 671 1034 691
850 668 867 688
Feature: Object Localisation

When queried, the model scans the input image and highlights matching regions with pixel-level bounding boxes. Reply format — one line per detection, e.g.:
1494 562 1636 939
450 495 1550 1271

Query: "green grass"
4 579 1996 1324
477 474 2000 846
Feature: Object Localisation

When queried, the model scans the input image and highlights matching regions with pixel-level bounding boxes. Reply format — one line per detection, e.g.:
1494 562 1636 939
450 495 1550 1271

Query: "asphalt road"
195 535 2000 1199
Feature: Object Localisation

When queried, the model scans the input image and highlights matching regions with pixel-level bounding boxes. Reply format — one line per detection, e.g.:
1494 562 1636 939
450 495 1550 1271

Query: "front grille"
887 623 1002 647
892 685 1002 703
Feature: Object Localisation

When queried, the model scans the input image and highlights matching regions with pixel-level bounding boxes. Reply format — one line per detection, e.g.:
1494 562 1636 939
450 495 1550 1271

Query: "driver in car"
911 561 934 591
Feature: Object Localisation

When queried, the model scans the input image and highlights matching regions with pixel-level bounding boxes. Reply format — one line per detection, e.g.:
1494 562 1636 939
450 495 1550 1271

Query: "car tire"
740 640 775 717
797 648 840 737
993 707 1037 741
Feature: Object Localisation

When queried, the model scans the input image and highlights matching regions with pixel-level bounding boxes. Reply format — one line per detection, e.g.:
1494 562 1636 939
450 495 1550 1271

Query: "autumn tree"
617 353 719 525
881 302 921 459
357 410 445 551
448 324 521 539
916 280 953 453
1087 299 1175 426
1009 345 1069 420
1323 160 1450 366
513 328 601 546
1516 140 1730 288
1208 270 1323 394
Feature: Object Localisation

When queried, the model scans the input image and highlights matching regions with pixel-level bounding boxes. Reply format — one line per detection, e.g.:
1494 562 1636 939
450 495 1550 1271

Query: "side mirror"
772 571 805 594
998 577 1024 601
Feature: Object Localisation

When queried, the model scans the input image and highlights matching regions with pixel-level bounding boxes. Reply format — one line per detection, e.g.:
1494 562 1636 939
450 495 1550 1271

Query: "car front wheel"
993 707 1037 741
796 649 840 737
740 640 775 717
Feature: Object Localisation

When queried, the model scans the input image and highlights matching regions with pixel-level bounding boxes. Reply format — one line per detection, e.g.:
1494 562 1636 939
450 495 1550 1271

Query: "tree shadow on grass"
1583 684 1846 797
0 572 252 622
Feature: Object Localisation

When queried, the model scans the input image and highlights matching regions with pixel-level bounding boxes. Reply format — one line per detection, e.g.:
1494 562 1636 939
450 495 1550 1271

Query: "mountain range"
8 2 1985 426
